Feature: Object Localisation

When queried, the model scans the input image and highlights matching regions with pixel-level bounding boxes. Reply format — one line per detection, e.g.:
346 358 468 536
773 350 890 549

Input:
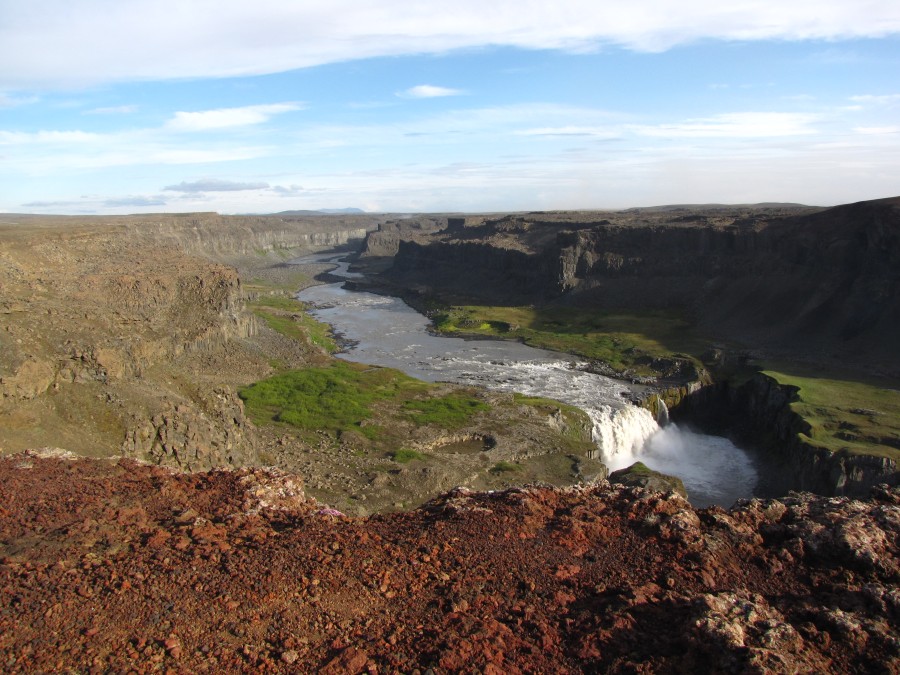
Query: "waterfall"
655 396 670 426
589 405 660 471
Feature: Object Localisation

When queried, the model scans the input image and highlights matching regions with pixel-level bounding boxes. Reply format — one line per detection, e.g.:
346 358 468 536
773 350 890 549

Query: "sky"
1 1 899 214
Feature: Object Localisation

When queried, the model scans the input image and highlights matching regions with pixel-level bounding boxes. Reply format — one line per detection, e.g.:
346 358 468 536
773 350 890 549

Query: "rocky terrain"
0 213 376 470
1 451 897 673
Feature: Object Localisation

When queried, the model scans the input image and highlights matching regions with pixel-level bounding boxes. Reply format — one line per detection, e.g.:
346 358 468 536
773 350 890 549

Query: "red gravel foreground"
0 451 898 673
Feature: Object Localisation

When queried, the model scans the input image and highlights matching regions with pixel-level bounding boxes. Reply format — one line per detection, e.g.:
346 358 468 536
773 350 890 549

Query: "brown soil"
1 452 897 673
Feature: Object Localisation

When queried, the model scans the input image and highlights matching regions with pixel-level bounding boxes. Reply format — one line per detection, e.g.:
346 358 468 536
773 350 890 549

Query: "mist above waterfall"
588 406 757 507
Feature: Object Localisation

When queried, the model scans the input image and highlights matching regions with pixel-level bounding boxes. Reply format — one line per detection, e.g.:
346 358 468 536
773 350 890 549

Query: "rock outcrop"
609 461 688 497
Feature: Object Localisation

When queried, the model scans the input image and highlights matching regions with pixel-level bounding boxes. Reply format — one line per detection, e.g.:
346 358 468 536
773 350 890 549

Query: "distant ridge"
271 208 366 215
621 202 813 212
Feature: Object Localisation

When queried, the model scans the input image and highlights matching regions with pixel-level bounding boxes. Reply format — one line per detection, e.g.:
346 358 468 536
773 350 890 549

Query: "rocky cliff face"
672 373 898 497
127 213 373 257
358 216 447 258
1 237 253 402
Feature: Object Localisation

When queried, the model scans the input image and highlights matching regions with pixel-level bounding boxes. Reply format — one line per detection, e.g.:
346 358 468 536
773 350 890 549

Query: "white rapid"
294 254 758 507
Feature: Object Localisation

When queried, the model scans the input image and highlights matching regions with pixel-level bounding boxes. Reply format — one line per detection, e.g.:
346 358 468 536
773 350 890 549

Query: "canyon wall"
124 212 373 257
670 373 898 496
378 199 900 496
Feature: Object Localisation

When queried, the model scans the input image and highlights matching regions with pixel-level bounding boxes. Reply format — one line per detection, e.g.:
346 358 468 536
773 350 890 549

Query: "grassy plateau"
763 369 900 460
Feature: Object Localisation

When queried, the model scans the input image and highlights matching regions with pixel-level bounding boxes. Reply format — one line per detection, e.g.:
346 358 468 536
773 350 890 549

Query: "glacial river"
295 254 758 508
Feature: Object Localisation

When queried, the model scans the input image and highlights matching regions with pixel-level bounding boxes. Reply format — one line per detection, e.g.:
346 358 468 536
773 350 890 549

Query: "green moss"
490 460 522 474
620 461 653 475
403 394 490 428
391 448 426 463
763 369 900 460
238 361 423 435
239 362 490 443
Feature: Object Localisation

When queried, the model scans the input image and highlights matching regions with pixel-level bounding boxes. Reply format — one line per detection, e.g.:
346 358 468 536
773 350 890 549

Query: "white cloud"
0 130 101 144
515 126 620 139
2 1 899 89
85 105 138 115
849 94 900 105
163 179 271 193
272 184 304 195
854 126 900 134
0 93 39 107
165 103 303 132
633 112 819 138
398 85 465 99
103 195 167 206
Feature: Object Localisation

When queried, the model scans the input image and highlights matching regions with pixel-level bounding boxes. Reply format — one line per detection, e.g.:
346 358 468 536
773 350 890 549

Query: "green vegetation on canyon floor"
238 360 490 440
430 304 706 377
424 298 900 466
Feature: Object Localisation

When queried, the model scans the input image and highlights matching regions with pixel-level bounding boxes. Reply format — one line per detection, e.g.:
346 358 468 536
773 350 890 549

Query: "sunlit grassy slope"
763 369 900 460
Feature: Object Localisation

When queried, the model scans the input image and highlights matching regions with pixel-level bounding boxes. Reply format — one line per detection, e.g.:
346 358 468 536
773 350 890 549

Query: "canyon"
1 201 898 672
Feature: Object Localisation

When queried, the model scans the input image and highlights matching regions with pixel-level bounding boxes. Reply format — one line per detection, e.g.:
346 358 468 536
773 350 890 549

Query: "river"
295 254 758 508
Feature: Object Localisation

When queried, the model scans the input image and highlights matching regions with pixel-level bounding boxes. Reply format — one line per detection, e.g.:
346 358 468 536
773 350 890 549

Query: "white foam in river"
295 254 758 507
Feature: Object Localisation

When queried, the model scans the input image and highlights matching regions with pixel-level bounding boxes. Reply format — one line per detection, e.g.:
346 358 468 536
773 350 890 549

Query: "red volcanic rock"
0 451 897 673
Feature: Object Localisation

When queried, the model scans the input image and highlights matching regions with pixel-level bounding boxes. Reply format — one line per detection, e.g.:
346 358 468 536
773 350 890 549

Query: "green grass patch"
432 304 705 375
238 361 424 435
391 448 426 463
239 362 490 442
403 394 490 428
763 369 900 460
490 461 522 474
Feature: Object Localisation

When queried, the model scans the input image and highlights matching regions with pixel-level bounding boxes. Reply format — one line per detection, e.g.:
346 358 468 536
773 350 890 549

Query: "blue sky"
1 1 899 214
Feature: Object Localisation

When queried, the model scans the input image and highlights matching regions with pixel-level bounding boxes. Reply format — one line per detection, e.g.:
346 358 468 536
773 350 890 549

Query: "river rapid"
295 254 758 508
